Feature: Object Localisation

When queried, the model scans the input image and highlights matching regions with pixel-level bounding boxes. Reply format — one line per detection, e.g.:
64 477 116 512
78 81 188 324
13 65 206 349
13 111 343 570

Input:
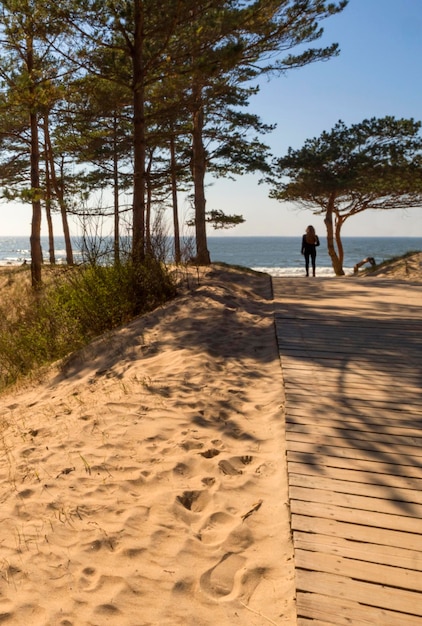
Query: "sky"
1 0 422 238
207 0 422 238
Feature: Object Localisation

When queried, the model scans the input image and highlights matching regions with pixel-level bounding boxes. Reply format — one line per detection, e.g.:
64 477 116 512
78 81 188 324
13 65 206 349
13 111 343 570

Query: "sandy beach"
0 266 296 626
0 250 421 625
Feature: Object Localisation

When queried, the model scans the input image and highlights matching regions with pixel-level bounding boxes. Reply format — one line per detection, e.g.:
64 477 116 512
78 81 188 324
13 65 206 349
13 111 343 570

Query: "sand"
0 266 296 626
357 250 422 280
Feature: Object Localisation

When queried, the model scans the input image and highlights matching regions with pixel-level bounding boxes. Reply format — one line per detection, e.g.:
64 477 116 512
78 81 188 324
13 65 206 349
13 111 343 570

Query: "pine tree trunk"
170 133 181 264
113 116 120 265
335 212 345 272
192 105 210 265
145 154 152 256
27 33 42 287
324 193 345 276
132 0 146 265
44 115 73 265
30 110 43 286
44 149 55 265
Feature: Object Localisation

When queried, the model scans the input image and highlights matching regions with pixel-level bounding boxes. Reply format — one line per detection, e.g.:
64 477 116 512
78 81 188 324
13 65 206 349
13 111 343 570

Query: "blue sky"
1 0 421 237
206 0 422 237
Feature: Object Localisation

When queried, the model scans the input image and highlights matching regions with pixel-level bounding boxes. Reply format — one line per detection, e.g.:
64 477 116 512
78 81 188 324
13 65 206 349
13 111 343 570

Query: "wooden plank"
276 279 422 625
289 472 422 505
288 461 422 491
295 549 422 592
278 346 385 357
283 377 421 390
282 375 422 391
282 372 421 387
286 399 422 413
287 451 422 477
286 418 422 435
284 386 422 400
290 499 422 534
291 513 422 552
282 369 421 381
296 569 422 616
284 390 422 404
290 485 422 520
284 388 422 403
277 332 421 344
296 591 422 626
293 531 422 570
286 415 422 435
286 430 422 466
285 397 422 412
281 352 414 361
286 412 422 432
281 358 420 372
279 341 422 353
282 373 421 389
277 334 421 349
286 439 422 467
281 361 421 380
287 423 422 447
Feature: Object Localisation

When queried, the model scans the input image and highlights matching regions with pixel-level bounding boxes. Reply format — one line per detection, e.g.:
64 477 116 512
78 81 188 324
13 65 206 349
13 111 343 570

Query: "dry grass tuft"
0 261 176 393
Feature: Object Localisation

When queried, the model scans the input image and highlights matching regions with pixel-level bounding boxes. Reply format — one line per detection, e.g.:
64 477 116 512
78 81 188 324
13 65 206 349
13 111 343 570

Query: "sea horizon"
0 235 420 277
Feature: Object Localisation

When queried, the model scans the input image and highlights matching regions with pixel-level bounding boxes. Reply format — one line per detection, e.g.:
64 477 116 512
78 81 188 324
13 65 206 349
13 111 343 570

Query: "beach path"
0 267 296 626
273 276 422 626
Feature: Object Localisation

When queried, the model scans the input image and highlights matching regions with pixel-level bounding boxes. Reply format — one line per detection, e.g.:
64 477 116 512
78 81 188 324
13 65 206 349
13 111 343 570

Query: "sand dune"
0 266 296 626
358 250 422 280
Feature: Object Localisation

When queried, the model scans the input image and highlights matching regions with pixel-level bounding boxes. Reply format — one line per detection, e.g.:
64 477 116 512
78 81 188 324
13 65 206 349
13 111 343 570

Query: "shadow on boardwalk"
273 276 422 626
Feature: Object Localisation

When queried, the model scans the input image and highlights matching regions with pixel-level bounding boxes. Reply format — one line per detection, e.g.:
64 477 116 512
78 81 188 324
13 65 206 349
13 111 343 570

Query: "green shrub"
0 259 176 390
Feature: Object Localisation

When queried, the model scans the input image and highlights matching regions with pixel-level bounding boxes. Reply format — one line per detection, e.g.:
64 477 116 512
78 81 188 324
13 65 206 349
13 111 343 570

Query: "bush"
0 259 176 390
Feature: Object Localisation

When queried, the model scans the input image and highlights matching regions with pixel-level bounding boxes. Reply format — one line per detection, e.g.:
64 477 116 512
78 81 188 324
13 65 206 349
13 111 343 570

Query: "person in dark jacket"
301 225 320 276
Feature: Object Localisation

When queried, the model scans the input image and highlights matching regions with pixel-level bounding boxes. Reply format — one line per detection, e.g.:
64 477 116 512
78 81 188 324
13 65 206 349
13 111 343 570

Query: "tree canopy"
269 116 422 275
0 0 348 283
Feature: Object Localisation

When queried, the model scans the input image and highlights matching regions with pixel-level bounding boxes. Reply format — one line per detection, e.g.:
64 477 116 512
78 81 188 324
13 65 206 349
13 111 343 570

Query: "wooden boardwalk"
272 277 422 626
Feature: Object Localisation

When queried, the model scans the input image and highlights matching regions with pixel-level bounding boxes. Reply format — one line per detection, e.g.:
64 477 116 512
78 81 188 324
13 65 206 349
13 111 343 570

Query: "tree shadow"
50 267 279 444
274 277 422 517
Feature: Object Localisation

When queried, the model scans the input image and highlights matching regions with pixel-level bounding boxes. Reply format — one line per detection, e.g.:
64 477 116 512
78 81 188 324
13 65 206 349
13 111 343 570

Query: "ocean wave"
253 266 355 277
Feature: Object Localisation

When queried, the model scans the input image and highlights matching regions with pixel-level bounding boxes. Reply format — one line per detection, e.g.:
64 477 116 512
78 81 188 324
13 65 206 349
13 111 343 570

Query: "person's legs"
311 251 316 276
304 252 310 276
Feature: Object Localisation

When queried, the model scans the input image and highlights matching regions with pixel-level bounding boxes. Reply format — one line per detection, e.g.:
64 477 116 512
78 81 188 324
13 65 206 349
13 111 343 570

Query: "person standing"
301 225 320 276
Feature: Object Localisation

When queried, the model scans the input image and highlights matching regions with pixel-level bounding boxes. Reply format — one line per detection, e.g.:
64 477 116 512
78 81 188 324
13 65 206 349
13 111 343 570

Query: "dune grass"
358 250 421 276
0 259 176 392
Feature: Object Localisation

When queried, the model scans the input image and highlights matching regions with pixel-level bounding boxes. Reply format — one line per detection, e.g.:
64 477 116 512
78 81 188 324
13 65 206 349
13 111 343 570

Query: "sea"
0 235 421 277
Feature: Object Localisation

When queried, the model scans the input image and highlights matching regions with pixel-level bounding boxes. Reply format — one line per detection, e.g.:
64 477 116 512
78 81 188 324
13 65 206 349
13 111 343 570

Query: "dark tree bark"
43 137 56 265
44 116 74 265
324 192 344 276
169 132 181 264
28 35 42 287
192 104 210 265
131 0 146 265
30 107 43 287
112 115 120 265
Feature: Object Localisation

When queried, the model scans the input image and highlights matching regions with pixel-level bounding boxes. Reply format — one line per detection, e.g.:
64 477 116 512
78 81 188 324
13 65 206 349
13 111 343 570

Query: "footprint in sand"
78 566 97 591
197 511 236 544
173 462 190 476
201 476 216 486
94 603 121 616
180 439 204 451
218 459 242 476
176 489 211 513
200 553 246 598
200 448 221 459
198 511 254 550
218 455 255 476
